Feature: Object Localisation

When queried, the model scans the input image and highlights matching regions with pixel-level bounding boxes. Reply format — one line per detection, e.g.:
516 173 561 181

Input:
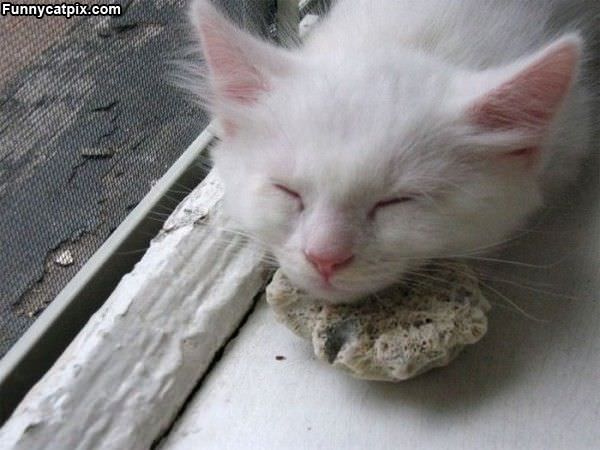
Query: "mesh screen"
0 0 277 358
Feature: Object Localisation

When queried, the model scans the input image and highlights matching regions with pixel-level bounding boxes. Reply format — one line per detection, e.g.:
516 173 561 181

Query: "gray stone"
266 262 491 381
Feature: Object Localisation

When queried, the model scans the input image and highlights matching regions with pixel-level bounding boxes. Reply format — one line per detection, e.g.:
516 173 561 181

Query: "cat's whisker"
145 215 170 224
452 255 567 269
167 187 196 196
420 262 564 300
148 210 172 218
365 249 569 271
477 274 581 301
161 193 184 205
414 260 579 302
116 247 151 256
182 220 292 269
476 279 548 323
403 268 545 322
173 181 197 193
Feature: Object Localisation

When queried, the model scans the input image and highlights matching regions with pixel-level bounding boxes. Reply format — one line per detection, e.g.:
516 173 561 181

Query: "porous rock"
266 262 490 381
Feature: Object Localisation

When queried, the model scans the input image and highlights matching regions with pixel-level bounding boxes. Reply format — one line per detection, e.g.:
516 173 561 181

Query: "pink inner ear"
201 24 267 105
470 39 580 132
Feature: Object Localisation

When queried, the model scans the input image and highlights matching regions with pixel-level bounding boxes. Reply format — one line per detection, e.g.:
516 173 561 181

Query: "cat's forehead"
253 54 458 195
269 55 453 143
260 120 448 202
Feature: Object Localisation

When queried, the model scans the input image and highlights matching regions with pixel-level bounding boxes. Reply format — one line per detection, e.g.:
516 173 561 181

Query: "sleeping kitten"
187 0 597 303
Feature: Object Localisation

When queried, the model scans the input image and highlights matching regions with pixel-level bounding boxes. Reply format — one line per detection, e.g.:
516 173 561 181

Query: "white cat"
187 0 597 303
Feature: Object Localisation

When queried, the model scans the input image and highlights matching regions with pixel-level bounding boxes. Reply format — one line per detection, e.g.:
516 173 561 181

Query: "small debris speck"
275 355 286 361
55 250 74 267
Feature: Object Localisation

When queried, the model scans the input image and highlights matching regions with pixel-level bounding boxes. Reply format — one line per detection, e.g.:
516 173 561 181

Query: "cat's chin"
282 271 389 305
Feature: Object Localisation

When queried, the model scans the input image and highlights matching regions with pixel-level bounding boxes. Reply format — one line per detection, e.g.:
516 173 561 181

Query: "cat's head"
189 0 582 302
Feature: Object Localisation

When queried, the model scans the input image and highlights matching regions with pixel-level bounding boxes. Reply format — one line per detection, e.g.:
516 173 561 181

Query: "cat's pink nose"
305 250 354 280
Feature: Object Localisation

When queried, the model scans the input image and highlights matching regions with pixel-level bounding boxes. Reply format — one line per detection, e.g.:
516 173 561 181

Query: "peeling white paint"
0 170 268 450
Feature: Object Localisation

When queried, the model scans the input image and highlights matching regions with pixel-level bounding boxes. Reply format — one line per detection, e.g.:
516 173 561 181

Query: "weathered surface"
267 263 490 381
0 170 268 450
0 0 209 356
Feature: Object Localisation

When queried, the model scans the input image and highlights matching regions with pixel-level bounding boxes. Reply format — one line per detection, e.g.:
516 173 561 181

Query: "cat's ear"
189 0 293 134
457 34 582 161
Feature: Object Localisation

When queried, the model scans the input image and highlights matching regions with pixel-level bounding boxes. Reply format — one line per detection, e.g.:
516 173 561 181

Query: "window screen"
0 0 277 358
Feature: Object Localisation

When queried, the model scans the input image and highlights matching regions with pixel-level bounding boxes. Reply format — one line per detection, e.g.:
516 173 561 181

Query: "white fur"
189 0 597 303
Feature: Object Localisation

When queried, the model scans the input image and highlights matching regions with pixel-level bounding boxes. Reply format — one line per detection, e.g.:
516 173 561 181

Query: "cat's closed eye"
273 184 304 210
369 196 415 219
